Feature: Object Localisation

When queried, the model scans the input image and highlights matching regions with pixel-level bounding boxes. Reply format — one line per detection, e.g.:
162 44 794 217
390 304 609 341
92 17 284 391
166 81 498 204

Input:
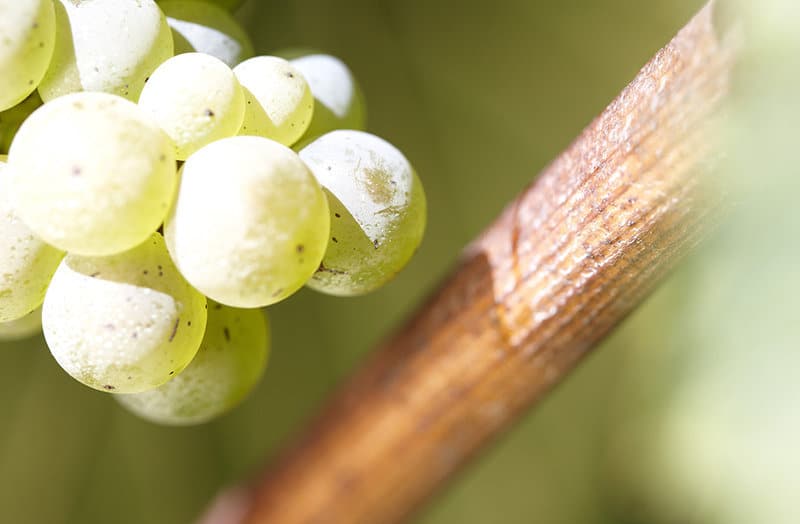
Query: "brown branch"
204 3 740 523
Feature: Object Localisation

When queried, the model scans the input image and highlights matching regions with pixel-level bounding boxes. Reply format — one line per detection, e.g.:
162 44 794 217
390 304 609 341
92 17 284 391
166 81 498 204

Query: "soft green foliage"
0 0 55 110
300 130 426 296
234 56 314 145
117 302 269 425
9 92 177 256
39 0 173 102
43 233 207 394
138 52 246 160
159 0 253 67
165 136 329 307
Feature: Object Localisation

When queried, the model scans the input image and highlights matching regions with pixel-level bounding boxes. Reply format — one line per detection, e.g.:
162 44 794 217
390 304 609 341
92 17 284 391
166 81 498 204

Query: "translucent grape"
159 0 253 68
0 307 42 341
117 302 269 425
0 91 42 154
9 92 177 256
43 233 207 394
139 53 245 160
290 54 367 141
0 157 63 322
164 136 329 307
38 0 173 102
299 130 427 296
0 0 56 111
234 56 314 146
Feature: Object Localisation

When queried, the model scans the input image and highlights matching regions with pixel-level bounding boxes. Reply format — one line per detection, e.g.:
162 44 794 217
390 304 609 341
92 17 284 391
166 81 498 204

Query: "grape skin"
164 136 330 308
290 54 367 142
0 0 56 111
138 52 246 160
159 0 254 68
9 92 177 256
0 91 42 156
0 157 64 322
38 0 173 102
43 233 207 394
0 307 42 341
234 56 314 146
299 130 427 296
117 302 269 426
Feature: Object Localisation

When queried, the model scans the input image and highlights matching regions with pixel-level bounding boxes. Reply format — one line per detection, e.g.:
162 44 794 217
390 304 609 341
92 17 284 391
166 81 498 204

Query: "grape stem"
200 2 740 523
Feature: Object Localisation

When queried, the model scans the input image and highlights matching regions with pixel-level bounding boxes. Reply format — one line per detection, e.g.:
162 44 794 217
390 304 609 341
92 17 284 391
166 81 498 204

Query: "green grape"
139 53 245 160
0 91 43 154
42 233 207 394
9 92 177 256
0 306 42 341
116 302 269 425
290 54 367 141
0 157 63 322
159 0 253 68
38 0 173 102
234 56 314 146
0 0 56 111
164 136 329 307
299 130 427 296
170 28 195 56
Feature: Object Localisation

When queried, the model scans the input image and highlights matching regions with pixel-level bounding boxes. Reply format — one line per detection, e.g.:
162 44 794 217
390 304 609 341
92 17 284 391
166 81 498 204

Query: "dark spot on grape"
90 272 100 277
169 371 174 376
32 22 38 29
296 244 304 253
103 385 115 391
332 237 338 243
373 239 380 249
271 288 284 298
334 213 341 218
28 80 33 86
286 72 294 78
187 320 191 327
131 332 138 339
159 154 166 162
39 42 44 48
143 270 148 275
145 76 150 83
168 317 180 341
204 108 215 117
71 166 82 176
223 327 230 342
127 376 132 380
318 262 346 275
213 303 221 310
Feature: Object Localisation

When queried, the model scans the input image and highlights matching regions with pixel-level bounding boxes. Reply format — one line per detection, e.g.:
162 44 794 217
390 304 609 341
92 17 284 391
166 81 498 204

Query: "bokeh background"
6 1 800 523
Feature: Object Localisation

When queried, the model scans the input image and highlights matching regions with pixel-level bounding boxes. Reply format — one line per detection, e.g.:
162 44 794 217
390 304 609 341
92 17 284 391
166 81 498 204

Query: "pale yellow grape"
0 0 56 111
117 302 269 425
299 130 427 296
43 233 207 394
0 91 43 154
160 0 253 68
290 54 367 141
234 56 314 146
165 136 329 307
139 53 245 160
38 0 173 102
0 307 42 341
0 157 63 322
9 92 177 256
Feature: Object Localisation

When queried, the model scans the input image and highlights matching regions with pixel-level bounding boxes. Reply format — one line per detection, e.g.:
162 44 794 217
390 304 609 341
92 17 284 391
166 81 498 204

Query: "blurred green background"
9 1 800 523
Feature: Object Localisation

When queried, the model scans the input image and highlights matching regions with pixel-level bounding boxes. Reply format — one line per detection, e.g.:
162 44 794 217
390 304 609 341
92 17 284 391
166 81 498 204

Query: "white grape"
117 302 269 425
299 130 427 296
164 136 329 307
38 0 173 102
234 56 314 146
9 92 177 256
0 0 56 111
138 52 246 160
0 157 63 322
0 306 42 341
160 0 253 68
43 233 207 394
290 54 367 141
0 91 42 154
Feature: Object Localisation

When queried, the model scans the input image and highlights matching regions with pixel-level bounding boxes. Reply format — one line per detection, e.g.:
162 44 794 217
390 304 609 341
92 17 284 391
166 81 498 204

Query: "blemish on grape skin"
204 108 215 117
334 213 341 218
296 244 304 253
168 317 180 342
103 384 115 391
223 327 230 342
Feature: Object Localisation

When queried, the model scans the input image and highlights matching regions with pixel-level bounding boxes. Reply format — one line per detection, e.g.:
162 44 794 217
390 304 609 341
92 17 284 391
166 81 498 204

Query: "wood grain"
210 3 740 523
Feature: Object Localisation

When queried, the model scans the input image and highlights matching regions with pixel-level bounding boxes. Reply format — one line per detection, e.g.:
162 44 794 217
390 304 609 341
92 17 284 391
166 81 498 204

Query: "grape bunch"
0 0 427 425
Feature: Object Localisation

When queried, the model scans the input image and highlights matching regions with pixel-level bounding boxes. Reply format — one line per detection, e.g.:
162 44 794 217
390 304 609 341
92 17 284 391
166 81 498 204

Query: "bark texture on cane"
234 3 739 524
